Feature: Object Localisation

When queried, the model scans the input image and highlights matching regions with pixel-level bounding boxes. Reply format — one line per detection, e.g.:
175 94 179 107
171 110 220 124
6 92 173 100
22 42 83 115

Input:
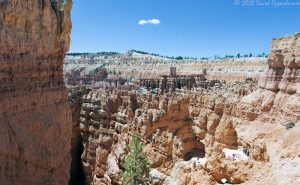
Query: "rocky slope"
69 34 300 185
0 1 72 185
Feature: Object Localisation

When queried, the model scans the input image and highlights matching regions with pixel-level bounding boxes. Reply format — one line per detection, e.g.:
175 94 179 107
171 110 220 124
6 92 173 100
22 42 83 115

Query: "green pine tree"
123 134 150 185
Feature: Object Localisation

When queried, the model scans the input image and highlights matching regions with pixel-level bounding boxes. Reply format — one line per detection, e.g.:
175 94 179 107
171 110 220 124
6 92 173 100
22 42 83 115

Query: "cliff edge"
0 0 72 184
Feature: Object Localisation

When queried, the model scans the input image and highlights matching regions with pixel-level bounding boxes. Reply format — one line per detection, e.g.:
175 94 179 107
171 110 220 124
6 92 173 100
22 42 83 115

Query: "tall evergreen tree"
123 134 150 185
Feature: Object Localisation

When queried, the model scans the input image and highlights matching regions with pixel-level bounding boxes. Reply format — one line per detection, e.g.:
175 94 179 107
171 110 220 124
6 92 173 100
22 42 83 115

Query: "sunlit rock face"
67 34 300 185
260 33 300 94
244 33 300 120
0 0 72 185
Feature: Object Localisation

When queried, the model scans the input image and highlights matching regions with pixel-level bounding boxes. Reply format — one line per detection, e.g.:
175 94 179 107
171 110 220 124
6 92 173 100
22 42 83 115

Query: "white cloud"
148 19 160 25
138 19 161 25
138 20 148 25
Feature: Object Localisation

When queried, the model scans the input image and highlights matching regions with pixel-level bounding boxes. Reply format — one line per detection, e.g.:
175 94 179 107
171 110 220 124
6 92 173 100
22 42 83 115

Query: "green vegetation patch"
123 134 150 185
51 0 68 11
285 121 295 130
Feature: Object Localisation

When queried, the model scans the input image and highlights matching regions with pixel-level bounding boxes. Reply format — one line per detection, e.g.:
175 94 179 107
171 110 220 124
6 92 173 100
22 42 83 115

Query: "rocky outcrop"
78 90 136 184
243 33 300 120
260 33 300 93
0 1 72 185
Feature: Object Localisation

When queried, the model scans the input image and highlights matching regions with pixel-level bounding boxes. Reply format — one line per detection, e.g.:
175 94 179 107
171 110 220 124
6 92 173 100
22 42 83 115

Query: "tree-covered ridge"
67 50 268 60
66 51 120 57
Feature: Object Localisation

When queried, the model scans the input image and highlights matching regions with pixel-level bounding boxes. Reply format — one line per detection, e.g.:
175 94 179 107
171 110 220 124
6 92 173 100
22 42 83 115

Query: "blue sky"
69 0 300 58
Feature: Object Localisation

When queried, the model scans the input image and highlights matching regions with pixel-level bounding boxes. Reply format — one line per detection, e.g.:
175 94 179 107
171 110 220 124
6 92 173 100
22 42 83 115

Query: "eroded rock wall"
74 84 255 184
260 33 300 93
244 33 300 120
69 34 300 185
78 90 138 184
0 1 72 184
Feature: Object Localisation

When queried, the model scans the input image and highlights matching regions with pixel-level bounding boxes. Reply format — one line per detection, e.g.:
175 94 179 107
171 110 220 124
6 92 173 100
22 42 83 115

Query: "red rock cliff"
0 0 72 184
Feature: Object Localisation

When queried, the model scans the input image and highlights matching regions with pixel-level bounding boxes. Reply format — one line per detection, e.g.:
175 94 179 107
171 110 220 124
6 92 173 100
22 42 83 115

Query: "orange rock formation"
70 33 300 185
0 1 73 184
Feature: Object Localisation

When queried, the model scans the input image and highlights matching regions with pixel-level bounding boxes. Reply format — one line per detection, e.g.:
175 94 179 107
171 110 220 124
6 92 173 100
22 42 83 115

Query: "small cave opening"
69 136 85 185
183 149 205 161
182 140 206 161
